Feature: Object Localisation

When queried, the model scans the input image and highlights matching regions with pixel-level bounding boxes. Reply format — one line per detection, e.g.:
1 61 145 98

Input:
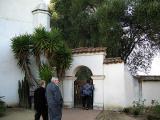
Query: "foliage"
11 34 31 71
11 34 38 86
147 100 160 120
132 99 146 115
51 45 72 79
147 115 160 120
18 77 30 108
123 100 160 119
0 96 6 117
50 0 160 74
31 27 50 67
123 107 130 114
11 27 72 83
125 0 160 74
31 27 72 80
39 64 55 84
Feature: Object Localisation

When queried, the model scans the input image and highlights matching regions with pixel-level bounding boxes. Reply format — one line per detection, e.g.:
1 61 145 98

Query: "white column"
63 76 77 108
91 75 105 110
32 3 51 31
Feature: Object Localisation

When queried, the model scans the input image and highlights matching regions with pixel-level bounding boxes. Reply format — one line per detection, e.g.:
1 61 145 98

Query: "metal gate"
74 80 86 108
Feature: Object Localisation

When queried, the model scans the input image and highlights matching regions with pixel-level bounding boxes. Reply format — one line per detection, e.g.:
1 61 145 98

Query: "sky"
138 54 160 75
149 54 160 75
43 0 50 4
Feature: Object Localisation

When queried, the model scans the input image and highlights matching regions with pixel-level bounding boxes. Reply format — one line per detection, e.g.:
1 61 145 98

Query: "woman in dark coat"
34 80 48 120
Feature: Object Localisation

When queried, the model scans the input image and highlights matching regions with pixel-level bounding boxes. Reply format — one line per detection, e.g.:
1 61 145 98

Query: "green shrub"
0 97 6 117
153 105 160 114
132 99 146 116
123 108 130 113
39 64 55 84
147 114 160 120
133 109 141 115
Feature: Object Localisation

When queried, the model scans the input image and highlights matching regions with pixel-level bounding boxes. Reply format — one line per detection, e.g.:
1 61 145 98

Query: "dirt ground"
0 108 147 120
0 108 100 120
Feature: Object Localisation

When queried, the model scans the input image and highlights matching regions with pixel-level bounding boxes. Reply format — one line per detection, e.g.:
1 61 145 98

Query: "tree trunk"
24 62 38 87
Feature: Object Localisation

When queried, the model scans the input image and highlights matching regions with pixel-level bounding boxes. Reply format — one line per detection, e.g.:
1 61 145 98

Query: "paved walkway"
0 108 101 120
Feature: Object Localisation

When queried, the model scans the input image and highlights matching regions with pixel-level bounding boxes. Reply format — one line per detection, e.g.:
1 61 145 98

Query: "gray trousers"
48 106 62 120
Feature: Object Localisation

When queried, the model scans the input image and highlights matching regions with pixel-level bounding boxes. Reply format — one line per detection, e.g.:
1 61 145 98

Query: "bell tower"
32 2 51 31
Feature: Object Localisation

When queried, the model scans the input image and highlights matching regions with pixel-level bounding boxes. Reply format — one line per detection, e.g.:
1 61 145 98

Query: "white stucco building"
0 0 50 105
62 48 160 110
0 0 160 110
63 48 140 110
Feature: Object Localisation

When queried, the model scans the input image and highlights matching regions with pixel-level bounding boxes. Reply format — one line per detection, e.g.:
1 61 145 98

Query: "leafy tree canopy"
50 0 160 74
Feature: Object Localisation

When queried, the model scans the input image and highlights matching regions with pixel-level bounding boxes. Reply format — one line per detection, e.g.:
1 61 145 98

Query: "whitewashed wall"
0 0 42 22
65 53 105 76
0 0 44 105
63 53 105 109
103 63 126 110
92 77 104 110
124 65 139 106
62 77 75 108
142 81 160 105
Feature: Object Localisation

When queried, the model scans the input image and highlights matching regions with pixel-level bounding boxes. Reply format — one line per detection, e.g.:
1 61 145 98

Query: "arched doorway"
74 66 93 108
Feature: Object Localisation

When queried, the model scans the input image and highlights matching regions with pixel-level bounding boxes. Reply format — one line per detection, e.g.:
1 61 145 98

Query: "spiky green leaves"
11 34 31 71
11 27 72 80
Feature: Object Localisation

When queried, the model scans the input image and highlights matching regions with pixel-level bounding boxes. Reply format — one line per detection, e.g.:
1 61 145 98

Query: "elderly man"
46 77 63 120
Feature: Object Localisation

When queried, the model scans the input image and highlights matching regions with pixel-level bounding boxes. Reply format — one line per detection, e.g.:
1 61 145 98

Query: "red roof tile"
72 47 106 54
104 57 123 64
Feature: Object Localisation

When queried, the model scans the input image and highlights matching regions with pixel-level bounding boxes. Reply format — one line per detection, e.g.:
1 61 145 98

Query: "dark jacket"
34 87 47 110
46 82 63 120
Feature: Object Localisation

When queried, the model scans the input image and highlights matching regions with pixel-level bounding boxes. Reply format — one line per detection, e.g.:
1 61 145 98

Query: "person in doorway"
81 80 94 110
46 77 63 120
90 80 94 109
34 80 48 120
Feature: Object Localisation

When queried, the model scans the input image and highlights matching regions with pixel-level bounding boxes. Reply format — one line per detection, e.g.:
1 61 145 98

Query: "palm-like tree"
31 27 50 67
51 45 72 80
11 34 38 86
12 27 72 84
31 27 72 80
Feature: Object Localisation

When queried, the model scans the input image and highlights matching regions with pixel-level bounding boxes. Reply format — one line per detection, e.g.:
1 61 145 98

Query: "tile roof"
103 57 123 64
72 47 106 54
134 75 160 81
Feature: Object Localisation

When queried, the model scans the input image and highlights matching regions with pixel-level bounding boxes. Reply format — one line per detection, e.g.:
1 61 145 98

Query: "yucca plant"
52 45 72 80
31 27 50 67
45 27 65 60
12 27 72 85
11 34 38 86
32 27 72 80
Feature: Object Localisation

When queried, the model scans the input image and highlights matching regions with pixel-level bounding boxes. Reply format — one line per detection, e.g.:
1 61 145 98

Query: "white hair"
51 77 58 82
